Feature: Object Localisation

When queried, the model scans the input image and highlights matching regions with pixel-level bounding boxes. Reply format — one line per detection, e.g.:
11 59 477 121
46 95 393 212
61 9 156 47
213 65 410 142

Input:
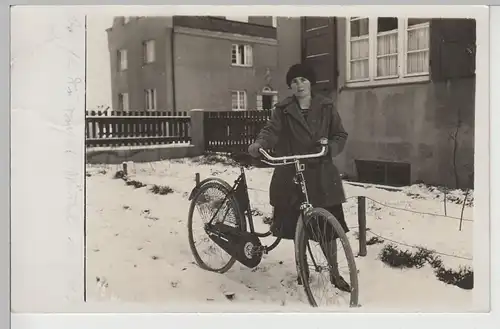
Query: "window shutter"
272 95 278 107
430 18 476 82
301 16 337 94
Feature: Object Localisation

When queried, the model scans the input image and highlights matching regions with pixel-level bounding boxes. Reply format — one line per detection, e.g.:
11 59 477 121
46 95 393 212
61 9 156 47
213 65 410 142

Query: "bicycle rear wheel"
294 207 359 308
188 179 246 273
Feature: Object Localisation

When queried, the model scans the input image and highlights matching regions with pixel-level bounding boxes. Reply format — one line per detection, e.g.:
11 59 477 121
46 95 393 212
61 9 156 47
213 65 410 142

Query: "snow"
85 155 474 312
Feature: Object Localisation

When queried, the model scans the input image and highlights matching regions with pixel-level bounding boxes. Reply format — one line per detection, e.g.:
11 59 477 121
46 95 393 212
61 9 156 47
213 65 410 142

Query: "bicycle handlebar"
258 143 328 166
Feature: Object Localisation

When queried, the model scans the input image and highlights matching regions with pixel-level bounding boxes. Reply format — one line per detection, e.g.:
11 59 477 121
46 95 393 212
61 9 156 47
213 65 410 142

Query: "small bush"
434 266 473 290
114 170 126 179
379 244 473 290
366 236 384 245
192 154 235 166
150 184 174 195
379 244 428 269
126 180 146 188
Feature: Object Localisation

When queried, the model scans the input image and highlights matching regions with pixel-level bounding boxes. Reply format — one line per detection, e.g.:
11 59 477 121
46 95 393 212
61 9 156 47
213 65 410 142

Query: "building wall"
107 17 174 111
173 27 279 111
335 18 475 188
248 16 273 27
275 17 475 188
275 17 302 100
107 16 279 112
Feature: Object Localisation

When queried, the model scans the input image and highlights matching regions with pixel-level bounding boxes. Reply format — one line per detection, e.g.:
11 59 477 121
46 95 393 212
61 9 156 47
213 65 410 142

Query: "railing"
85 110 191 147
204 110 272 153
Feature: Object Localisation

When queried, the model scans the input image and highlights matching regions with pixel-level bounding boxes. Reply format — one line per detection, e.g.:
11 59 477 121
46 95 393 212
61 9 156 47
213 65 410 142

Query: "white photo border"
7 3 496 329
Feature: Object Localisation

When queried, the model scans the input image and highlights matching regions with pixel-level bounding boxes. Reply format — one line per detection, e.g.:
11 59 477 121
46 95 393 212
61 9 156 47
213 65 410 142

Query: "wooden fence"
204 110 272 153
85 110 191 147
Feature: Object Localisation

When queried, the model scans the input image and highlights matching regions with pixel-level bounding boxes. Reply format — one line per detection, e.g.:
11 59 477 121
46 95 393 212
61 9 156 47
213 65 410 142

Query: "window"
144 89 157 111
231 91 247 110
143 40 155 64
117 49 127 71
346 17 430 87
231 44 253 67
118 93 129 111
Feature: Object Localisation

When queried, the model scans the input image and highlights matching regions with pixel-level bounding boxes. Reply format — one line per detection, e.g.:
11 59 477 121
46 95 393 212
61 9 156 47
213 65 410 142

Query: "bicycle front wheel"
294 207 359 308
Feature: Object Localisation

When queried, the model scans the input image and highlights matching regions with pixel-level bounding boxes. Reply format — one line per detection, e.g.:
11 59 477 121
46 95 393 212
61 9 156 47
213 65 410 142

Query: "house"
106 16 279 113
276 16 476 189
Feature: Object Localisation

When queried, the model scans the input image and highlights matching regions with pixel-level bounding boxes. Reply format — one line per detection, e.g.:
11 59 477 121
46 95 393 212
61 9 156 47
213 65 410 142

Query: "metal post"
195 172 200 185
122 162 128 177
358 196 367 257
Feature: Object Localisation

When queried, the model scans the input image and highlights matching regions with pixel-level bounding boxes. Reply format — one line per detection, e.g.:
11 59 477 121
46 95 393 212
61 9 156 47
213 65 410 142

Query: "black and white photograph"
82 12 479 311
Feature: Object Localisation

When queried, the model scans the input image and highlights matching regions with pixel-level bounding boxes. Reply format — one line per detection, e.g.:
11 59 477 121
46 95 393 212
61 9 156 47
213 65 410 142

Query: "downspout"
332 17 340 95
170 25 177 112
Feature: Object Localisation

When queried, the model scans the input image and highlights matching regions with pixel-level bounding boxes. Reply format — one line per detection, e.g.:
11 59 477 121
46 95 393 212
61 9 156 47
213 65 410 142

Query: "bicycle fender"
187 177 233 201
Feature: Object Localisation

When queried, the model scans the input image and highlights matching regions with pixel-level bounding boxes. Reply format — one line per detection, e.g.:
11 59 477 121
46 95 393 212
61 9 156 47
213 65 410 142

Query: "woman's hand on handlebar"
248 142 262 158
316 137 329 155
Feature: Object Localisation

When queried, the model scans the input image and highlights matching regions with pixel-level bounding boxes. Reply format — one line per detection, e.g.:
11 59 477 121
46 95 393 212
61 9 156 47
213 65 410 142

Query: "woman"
248 63 350 292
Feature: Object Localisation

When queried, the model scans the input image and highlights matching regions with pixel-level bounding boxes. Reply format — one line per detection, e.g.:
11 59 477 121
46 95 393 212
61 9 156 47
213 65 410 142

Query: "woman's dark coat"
254 93 348 209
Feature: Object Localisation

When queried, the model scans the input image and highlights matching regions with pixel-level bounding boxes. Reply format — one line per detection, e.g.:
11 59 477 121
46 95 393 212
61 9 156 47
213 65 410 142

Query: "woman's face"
290 77 311 98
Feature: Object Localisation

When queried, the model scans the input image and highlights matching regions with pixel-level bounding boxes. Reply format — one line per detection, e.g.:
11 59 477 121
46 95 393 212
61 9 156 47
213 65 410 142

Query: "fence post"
358 196 367 257
122 162 128 177
189 109 205 155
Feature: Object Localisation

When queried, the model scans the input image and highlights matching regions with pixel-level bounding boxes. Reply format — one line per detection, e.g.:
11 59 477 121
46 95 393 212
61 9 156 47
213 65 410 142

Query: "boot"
297 251 310 285
321 240 351 293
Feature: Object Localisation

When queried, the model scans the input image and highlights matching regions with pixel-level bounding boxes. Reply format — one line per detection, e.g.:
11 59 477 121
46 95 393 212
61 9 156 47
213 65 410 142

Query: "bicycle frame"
258 145 329 214
200 143 329 255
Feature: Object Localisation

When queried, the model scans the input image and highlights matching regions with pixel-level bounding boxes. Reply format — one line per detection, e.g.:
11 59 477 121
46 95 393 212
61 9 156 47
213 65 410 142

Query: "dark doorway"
262 94 273 110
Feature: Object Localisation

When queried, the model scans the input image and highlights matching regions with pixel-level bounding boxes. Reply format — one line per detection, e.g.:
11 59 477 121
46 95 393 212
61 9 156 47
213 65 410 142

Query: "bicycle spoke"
297 209 358 308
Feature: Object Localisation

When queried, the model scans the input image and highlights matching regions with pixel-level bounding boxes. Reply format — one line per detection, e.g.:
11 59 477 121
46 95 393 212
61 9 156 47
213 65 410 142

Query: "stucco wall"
335 18 475 188
275 17 302 101
107 17 174 111
274 17 475 188
173 28 279 111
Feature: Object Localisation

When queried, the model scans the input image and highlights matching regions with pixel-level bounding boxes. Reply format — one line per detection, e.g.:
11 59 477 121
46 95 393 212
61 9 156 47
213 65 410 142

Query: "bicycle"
187 139 359 308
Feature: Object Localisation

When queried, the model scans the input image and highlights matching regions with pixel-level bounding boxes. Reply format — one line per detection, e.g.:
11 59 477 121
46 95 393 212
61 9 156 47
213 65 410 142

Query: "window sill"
231 64 253 68
345 74 430 88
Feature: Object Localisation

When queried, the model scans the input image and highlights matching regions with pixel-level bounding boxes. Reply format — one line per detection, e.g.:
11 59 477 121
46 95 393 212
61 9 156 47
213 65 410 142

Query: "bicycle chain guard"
205 222 263 268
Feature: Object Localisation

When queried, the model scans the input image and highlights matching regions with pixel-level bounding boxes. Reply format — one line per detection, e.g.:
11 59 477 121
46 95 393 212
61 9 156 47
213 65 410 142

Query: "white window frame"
272 17 277 28
118 49 127 71
143 40 156 64
231 44 253 67
118 93 129 111
231 90 247 111
144 89 157 111
257 88 279 111
345 17 430 88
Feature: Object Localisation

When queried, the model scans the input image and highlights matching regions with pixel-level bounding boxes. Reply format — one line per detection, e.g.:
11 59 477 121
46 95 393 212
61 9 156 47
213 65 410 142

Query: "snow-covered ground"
85 155 474 312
